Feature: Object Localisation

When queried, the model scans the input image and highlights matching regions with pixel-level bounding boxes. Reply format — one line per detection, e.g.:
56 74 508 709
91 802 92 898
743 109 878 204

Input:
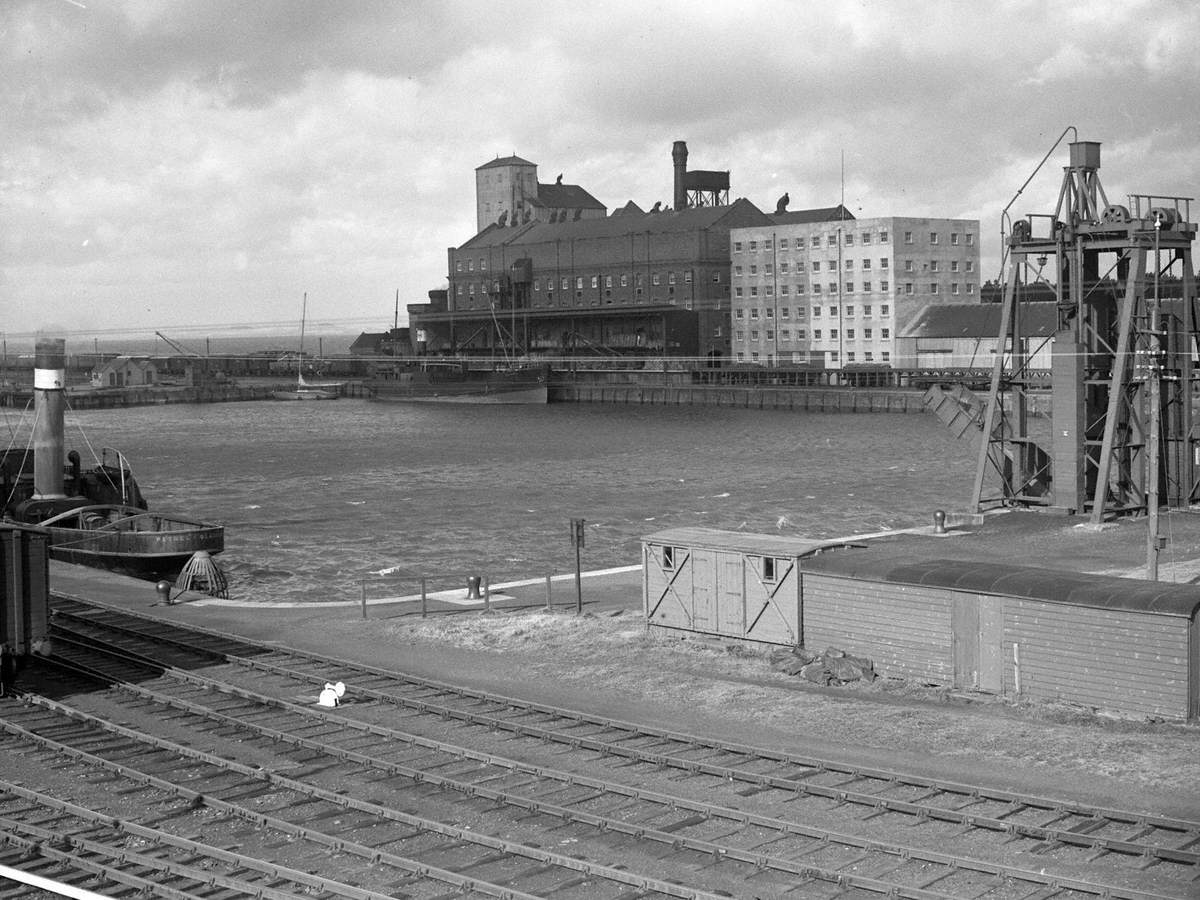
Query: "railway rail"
0 596 1192 898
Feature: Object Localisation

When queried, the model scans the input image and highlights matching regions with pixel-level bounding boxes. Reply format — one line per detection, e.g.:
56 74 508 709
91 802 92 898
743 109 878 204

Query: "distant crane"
155 332 203 357
155 332 215 387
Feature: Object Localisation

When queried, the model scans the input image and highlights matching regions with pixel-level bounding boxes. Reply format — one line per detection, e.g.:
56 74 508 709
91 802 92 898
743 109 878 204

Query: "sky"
3 0 1198 345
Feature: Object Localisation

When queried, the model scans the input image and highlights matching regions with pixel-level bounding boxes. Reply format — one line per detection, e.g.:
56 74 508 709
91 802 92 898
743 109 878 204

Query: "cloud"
1 0 1198 337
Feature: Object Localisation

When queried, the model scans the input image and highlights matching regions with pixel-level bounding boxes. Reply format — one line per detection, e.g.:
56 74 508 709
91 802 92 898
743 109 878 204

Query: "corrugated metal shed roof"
459 198 771 249
644 527 857 559
803 548 1200 618
532 182 606 210
899 302 1058 339
477 155 536 170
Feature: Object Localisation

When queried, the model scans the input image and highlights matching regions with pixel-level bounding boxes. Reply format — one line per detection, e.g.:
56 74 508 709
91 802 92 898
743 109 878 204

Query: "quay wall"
551 382 929 413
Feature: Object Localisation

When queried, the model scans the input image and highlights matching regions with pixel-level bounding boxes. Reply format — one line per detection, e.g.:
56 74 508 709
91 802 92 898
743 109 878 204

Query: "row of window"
530 271 707 291
737 350 891 363
736 304 890 320
734 232 890 252
732 231 974 253
737 327 891 343
736 282 892 297
734 281 976 298
735 257 975 276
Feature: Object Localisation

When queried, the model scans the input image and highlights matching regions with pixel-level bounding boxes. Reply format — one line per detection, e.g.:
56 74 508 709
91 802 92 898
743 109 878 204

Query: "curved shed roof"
803 552 1200 618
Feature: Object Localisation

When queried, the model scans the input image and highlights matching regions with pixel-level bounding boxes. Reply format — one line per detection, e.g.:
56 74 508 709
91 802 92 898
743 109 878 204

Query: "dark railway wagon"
643 528 1200 721
1 524 51 692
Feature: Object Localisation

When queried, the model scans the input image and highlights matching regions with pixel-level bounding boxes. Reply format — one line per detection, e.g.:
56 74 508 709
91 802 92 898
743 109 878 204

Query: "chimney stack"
672 141 688 211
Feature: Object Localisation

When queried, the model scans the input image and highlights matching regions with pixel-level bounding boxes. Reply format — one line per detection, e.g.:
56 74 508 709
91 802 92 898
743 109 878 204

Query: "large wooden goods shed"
643 528 1200 721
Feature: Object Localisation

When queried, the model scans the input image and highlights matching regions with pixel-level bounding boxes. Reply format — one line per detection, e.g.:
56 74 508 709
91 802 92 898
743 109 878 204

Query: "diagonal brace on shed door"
746 559 796 642
646 549 693 626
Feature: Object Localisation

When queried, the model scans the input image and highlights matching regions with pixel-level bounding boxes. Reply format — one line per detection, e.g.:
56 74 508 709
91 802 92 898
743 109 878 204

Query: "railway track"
0 595 1193 898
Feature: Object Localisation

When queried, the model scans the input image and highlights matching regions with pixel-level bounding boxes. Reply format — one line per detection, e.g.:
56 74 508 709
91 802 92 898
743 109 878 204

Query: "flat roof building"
729 216 981 367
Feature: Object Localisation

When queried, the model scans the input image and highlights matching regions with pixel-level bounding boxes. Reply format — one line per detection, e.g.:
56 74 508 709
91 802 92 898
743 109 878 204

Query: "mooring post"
420 576 427 619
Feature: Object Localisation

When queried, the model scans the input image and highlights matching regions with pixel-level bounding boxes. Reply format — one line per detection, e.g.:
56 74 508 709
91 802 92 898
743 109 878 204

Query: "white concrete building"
729 215 981 367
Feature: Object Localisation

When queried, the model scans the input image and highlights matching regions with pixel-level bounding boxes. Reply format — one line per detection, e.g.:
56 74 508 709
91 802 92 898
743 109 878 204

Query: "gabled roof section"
768 204 856 225
349 332 387 352
612 200 645 217
533 182 606 210
898 301 1058 339
457 198 770 249
477 155 536 170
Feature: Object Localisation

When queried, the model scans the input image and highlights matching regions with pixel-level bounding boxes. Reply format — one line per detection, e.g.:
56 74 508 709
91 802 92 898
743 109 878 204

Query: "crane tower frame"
972 140 1198 522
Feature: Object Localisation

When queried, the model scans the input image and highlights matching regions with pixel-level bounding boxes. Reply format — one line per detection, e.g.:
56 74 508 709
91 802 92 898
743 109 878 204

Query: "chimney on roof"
672 141 688 211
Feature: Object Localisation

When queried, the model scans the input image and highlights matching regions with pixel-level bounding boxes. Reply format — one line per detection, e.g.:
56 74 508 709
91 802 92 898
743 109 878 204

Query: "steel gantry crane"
972 138 1197 525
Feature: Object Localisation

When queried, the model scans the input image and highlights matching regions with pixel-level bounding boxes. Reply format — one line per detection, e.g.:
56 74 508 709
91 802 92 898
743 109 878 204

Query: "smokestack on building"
672 140 689 211
32 337 67 500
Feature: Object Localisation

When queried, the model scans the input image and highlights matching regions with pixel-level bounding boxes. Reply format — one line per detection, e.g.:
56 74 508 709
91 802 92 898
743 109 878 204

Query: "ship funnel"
32 338 67 499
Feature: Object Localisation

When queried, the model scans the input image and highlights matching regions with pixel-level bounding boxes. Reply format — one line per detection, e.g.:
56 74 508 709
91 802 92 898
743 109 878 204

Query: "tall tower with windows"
475 156 538 233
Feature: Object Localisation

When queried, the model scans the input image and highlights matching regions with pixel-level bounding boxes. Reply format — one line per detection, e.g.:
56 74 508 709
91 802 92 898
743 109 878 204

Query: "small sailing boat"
274 292 340 400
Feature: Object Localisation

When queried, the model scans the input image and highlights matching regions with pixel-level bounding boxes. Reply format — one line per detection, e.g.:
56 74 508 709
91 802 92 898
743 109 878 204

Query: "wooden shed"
643 529 1200 721
643 528 851 646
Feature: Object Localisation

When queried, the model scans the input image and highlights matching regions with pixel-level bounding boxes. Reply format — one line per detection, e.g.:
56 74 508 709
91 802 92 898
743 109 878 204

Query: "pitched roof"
531 181 606 210
898 302 1058 339
476 155 536 170
768 204 856 225
349 332 387 351
458 198 771 249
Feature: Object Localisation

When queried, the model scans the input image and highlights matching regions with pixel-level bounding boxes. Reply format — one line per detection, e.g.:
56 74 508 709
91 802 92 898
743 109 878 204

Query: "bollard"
155 580 172 605
466 575 481 600
933 509 947 535
420 576 427 619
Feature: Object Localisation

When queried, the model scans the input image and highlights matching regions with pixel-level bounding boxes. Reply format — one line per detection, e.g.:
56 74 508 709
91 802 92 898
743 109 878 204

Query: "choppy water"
18 400 978 602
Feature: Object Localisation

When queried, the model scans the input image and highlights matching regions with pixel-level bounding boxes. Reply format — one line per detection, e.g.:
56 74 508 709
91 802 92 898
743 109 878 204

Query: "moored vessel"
367 360 549 404
2 338 225 581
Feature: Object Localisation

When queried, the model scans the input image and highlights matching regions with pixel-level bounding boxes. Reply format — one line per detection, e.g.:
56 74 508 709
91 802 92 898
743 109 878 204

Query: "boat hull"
35 506 225 581
273 388 338 401
367 364 549 404
369 383 549 404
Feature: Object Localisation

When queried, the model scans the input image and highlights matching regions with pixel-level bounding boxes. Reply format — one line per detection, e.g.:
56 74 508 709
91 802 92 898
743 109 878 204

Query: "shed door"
717 555 744 636
691 550 716 632
978 597 1003 693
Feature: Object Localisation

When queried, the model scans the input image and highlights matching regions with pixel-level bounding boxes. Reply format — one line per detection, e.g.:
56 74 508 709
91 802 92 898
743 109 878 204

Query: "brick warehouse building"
410 143 780 361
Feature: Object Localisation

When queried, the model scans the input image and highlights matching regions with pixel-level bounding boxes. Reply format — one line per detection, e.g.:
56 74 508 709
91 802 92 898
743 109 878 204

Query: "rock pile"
772 646 876 685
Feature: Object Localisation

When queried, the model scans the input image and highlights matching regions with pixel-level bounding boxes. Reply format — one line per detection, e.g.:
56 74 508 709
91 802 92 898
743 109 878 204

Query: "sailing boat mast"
297 291 307 386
